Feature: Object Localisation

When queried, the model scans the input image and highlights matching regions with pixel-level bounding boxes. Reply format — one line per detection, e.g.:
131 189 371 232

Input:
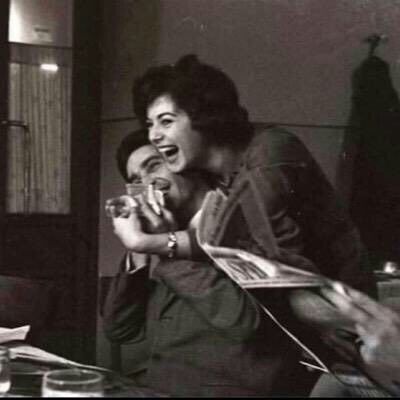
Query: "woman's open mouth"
158 145 179 164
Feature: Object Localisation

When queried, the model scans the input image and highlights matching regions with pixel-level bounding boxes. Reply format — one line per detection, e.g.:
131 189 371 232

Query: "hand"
111 195 179 254
112 204 150 253
105 195 136 218
320 284 400 379
135 194 178 233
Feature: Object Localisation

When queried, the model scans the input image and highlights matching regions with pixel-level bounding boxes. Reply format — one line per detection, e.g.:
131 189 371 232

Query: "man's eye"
147 161 162 173
128 176 142 184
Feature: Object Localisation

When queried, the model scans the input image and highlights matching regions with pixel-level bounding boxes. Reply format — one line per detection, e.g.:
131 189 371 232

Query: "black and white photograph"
0 0 400 397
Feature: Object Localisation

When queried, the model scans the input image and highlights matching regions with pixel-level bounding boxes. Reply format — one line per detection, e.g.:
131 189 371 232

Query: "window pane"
7 43 71 213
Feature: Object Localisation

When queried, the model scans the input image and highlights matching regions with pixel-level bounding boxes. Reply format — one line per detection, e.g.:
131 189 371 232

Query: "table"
9 364 162 397
5 344 165 397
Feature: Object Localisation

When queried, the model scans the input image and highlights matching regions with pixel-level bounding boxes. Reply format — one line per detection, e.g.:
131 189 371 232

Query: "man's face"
125 144 197 212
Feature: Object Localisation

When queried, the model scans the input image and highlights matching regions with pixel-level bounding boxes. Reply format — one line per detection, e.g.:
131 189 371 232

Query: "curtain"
7 43 72 214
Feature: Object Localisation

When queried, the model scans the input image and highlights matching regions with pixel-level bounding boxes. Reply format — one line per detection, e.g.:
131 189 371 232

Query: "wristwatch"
167 232 178 259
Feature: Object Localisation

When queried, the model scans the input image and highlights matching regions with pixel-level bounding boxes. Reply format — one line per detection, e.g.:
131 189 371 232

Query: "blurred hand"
320 283 400 381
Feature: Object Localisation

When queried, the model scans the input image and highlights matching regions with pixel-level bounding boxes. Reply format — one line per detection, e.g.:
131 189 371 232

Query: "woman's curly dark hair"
132 55 254 148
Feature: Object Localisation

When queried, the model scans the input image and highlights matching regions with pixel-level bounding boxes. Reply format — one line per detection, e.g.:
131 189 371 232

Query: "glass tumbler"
106 177 171 218
382 261 400 274
42 369 104 397
0 347 11 397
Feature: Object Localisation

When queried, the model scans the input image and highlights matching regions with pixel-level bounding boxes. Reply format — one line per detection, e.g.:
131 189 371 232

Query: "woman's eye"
161 118 173 127
145 121 153 129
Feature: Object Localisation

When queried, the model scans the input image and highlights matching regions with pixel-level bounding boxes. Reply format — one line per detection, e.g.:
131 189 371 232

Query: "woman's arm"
111 198 206 260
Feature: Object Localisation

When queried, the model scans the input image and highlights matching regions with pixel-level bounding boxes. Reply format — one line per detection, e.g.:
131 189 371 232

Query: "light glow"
40 63 59 72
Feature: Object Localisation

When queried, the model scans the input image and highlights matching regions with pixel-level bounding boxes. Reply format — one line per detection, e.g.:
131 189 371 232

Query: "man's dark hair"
116 128 148 182
133 54 254 148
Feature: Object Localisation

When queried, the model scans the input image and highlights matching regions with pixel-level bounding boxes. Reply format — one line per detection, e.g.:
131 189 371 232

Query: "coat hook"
363 33 388 57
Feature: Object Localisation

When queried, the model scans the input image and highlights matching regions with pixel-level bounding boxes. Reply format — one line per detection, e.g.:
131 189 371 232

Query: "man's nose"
148 125 163 145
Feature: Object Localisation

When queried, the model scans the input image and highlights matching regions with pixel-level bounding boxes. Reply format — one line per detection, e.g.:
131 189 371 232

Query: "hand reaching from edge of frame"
320 283 400 384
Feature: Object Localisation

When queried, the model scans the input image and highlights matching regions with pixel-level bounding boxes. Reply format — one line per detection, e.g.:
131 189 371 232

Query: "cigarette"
148 184 162 215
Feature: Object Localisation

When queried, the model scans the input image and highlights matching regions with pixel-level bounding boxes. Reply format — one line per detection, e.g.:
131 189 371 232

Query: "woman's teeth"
160 146 178 160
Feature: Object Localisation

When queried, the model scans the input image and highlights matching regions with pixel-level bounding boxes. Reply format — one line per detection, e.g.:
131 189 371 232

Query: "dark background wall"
97 0 400 367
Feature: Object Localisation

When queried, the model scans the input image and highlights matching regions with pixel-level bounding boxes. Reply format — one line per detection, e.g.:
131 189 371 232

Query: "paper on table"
0 326 30 344
9 344 109 373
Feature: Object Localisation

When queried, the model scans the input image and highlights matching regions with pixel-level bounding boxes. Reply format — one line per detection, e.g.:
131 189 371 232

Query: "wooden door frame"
0 0 10 268
70 0 102 364
0 0 102 364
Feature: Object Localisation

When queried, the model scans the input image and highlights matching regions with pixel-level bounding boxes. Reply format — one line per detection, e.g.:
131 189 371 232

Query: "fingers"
320 285 373 326
136 194 162 226
332 283 398 323
110 208 147 252
112 208 141 233
106 195 139 218
147 184 162 215
160 207 178 231
109 189 175 234
135 194 172 233
321 331 359 363
342 284 383 310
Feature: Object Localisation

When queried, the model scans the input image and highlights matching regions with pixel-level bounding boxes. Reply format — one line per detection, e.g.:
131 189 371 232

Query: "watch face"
167 232 177 258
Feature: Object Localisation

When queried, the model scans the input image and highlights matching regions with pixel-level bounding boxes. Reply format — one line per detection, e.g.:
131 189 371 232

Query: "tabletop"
5 347 165 398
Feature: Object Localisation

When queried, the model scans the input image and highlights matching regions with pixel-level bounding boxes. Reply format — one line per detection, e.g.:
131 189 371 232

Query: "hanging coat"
349 55 400 263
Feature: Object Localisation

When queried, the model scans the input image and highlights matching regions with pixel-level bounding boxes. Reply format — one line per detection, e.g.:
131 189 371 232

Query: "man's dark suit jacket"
103 256 308 397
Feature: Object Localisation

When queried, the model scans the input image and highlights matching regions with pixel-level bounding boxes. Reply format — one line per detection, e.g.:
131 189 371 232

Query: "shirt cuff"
125 252 150 274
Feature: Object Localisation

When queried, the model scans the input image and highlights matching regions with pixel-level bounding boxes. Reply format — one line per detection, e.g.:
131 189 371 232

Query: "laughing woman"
131 55 377 395
133 54 374 293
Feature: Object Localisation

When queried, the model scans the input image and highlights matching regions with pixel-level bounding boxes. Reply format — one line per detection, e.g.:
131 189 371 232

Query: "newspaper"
197 189 332 373
196 190 397 395
0 325 30 344
200 243 328 289
8 344 109 373
197 190 329 289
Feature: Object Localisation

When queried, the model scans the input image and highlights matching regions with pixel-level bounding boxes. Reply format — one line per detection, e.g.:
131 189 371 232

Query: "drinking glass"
382 261 399 274
125 177 171 198
106 177 171 218
0 347 11 397
42 369 104 397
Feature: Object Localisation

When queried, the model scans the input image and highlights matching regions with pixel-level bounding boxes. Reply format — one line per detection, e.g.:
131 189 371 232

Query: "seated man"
103 129 310 397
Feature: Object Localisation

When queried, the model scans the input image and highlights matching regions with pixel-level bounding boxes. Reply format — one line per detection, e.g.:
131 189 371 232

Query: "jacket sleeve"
102 254 151 344
152 258 261 342
244 165 318 274
244 132 319 275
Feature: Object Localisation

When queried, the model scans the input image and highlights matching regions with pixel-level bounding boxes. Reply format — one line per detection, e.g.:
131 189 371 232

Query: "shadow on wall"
101 0 162 120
